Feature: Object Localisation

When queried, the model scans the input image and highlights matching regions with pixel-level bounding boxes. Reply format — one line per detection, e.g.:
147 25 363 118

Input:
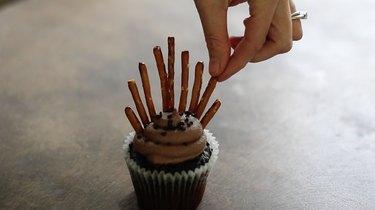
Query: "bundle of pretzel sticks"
125 37 221 135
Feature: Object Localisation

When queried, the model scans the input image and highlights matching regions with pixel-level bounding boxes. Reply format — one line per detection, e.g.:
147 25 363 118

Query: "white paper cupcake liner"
123 130 219 210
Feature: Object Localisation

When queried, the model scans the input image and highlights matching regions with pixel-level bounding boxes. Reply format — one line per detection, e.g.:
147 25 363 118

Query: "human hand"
194 0 304 82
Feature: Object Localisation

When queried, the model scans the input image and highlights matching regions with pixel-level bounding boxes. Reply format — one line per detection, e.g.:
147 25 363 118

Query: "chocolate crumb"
177 122 184 127
155 112 162 119
160 132 167 136
176 122 186 131
167 114 173 119
153 124 160 129
179 112 184 116
184 118 189 123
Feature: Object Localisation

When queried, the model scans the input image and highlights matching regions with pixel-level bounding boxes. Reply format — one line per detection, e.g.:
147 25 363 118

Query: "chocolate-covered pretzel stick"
138 63 157 119
200 99 221 129
194 77 217 119
178 51 189 112
153 46 169 111
124 106 143 134
128 80 150 126
188 61 204 112
167 37 175 110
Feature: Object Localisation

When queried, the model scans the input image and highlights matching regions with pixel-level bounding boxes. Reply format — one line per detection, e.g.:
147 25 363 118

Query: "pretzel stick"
128 80 150 126
124 106 143 134
167 37 175 110
139 63 157 119
153 46 169 111
178 51 189 112
200 99 221 129
188 61 204 112
194 77 217 119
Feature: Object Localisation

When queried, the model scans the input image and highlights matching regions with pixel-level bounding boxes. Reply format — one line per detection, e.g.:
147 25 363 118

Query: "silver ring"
291 11 308 20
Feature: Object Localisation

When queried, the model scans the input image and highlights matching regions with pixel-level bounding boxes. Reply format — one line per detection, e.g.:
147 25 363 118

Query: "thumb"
195 0 231 77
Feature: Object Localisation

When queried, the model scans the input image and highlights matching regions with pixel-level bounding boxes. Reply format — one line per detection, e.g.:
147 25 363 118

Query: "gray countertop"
1 0 375 209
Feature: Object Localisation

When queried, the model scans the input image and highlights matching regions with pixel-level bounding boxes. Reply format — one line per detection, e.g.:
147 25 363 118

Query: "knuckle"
205 34 230 55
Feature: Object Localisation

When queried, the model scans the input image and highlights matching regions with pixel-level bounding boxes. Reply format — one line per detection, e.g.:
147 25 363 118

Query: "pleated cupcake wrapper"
123 130 219 210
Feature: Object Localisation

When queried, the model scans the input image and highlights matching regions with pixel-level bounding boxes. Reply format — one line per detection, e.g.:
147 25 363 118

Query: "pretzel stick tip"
200 99 221 129
128 80 150 126
194 77 217 119
178 51 189 112
153 46 169 111
167 37 175 111
188 61 204 112
139 63 157 119
125 106 143 134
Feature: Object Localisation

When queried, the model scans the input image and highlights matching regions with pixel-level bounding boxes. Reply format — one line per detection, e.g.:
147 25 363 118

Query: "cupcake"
123 37 221 210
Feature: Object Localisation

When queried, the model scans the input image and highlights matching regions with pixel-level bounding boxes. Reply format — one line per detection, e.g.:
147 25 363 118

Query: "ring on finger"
291 11 308 20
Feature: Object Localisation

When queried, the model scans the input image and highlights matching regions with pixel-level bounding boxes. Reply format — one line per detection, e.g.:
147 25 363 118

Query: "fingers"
251 0 293 62
217 0 279 82
230 0 303 49
289 0 303 40
194 0 231 77
195 0 304 82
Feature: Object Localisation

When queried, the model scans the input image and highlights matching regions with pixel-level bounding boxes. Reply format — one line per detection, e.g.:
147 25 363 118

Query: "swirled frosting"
133 109 207 165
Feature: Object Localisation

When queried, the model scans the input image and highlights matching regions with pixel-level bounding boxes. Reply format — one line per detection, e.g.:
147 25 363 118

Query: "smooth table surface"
1 0 375 209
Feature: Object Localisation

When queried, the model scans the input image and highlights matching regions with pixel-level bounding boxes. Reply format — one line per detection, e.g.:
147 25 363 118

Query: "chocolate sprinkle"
176 121 186 131
184 118 189 123
184 111 192 117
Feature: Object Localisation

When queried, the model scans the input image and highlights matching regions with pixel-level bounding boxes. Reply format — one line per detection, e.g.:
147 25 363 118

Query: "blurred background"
1 0 375 209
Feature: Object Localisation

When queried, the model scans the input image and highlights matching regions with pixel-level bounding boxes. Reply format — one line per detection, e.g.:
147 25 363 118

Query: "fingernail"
209 58 221 76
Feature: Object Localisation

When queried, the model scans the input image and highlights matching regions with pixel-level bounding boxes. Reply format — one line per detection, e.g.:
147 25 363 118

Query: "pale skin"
194 0 303 82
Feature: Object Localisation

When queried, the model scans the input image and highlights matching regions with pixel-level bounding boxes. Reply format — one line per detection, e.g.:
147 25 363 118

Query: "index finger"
194 0 231 77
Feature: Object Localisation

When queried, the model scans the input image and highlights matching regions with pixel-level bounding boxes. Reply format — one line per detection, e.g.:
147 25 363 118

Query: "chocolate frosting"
133 110 207 165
